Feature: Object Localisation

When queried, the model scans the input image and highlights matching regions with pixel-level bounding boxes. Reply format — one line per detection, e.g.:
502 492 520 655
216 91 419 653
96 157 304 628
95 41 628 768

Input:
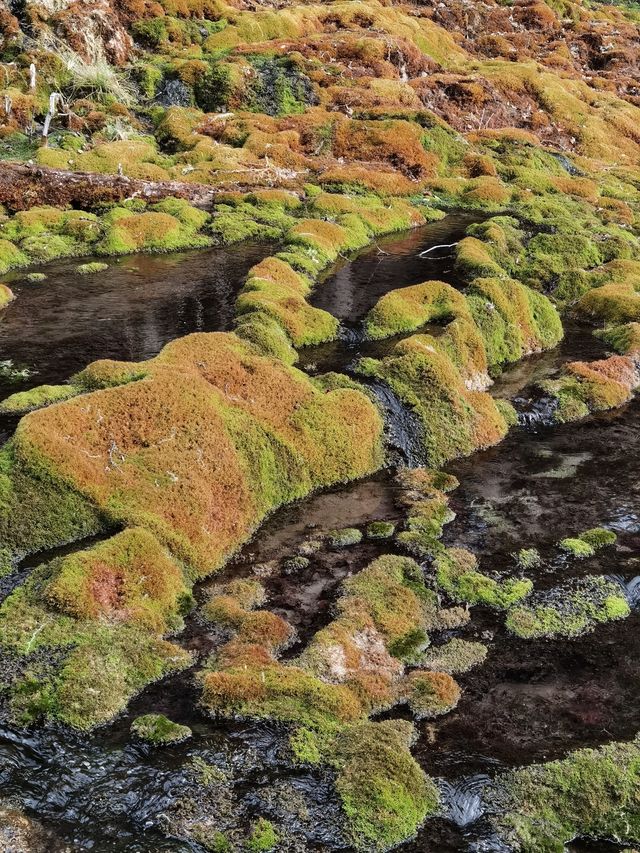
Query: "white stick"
418 242 459 258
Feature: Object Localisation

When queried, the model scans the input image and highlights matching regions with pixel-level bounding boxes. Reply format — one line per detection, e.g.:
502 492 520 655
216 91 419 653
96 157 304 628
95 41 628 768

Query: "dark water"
312 214 477 323
1 218 639 852
0 242 268 400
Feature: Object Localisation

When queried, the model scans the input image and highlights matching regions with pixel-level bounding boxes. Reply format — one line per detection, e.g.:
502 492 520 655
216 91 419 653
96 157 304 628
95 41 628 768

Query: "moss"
542 354 640 423
98 211 211 255
0 384 81 415
211 199 296 245
327 528 362 548
0 238 30 274
366 521 396 539
515 548 542 570
0 561 193 730
356 335 510 468
282 555 310 573
1 332 383 572
580 527 617 549
25 273 47 283
363 280 469 341
235 312 298 365
332 719 439 852
76 262 109 275
506 576 630 639
246 818 279 852
131 713 192 744
419 638 488 674
402 670 461 719
435 547 533 609
558 537 595 558
0 283 15 309
455 236 506 280
595 322 640 355
490 736 640 852
0 439 104 560
396 496 455 559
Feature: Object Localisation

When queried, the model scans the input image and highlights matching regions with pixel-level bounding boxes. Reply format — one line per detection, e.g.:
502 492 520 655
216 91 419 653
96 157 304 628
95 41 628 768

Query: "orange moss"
44 527 190 633
8 332 383 574
332 120 437 180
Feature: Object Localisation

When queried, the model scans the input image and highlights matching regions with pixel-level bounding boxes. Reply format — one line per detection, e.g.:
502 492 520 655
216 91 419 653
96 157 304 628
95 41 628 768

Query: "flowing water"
0 215 639 852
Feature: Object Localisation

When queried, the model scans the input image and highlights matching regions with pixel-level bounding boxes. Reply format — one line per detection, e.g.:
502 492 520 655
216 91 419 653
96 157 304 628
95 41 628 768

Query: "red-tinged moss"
201 652 363 728
332 119 437 180
318 165 422 197
44 527 192 633
2 332 383 574
0 531 194 729
401 670 461 719
542 355 640 423
202 579 294 651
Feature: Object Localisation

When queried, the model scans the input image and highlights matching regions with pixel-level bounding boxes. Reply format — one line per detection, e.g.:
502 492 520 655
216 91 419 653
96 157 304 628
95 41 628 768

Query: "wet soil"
1 217 639 852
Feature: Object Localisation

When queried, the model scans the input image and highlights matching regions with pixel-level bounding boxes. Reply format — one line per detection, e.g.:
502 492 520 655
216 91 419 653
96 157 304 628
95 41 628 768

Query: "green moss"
0 238 30 274
332 719 439 852
131 713 192 744
595 323 640 355
490 736 640 852
211 199 296 245
282 555 310 572
558 537 595 558
20 234 80 263
363 279 468 341
0 440 104 561
356 335 509 468
97 211 211 255
396 496 455 559
366 521 396 539
290 726 322 764
25 273 46 283
76 262 109 275
435 547 533 609
419 638 488 674
515 548 542 570
327 528 363 548
579 527 617 549
0 384 80 415
506 576 630 639
246 818 279 851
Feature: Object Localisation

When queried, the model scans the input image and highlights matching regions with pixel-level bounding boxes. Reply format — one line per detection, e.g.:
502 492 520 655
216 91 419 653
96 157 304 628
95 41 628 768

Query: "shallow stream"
0 216 638 852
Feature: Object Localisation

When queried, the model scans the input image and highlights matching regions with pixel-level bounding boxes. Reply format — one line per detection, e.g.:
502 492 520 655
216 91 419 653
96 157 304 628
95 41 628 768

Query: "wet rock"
155 79 193 108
